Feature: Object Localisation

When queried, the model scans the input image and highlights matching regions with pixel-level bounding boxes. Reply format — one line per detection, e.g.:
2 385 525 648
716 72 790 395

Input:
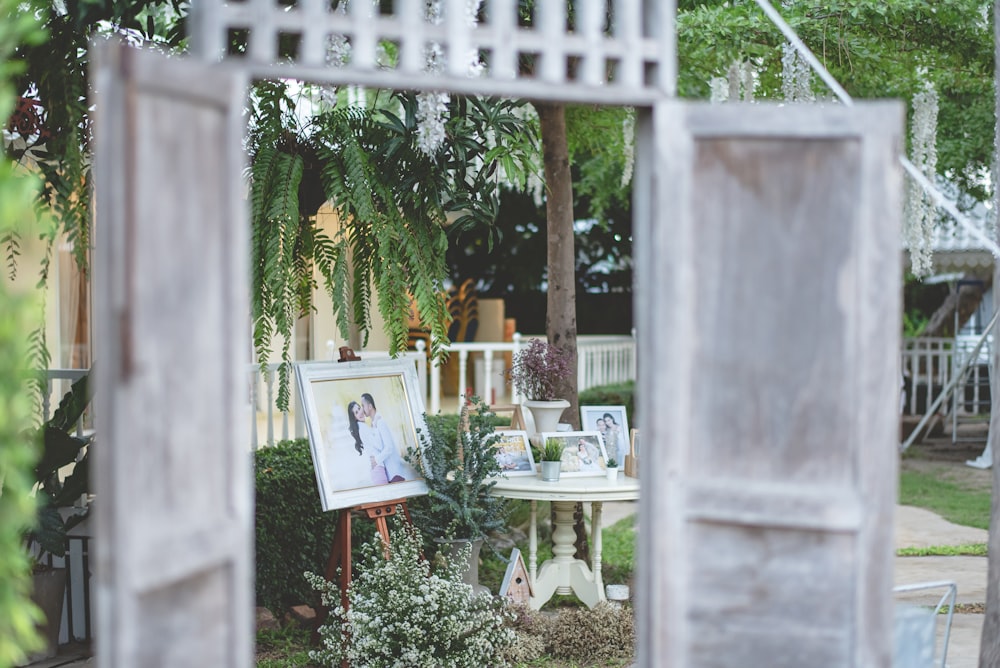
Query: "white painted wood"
92 40 251 667
635 101 903 668
190 0 675 104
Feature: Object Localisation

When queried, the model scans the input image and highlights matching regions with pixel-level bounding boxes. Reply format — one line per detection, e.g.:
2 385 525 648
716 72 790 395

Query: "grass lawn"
899 467 991 530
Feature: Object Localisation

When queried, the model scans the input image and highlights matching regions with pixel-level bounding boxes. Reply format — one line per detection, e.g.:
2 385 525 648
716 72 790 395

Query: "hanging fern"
247 82 540 410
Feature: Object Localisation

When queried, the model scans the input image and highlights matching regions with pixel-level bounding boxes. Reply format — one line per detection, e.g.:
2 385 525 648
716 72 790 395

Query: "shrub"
254 439 339 613
308 516 516 668
406 399 508 542
503 603 635 664
579 381 636 427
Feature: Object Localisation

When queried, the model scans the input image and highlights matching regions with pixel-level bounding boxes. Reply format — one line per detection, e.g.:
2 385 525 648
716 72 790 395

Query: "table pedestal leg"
529 500 603 610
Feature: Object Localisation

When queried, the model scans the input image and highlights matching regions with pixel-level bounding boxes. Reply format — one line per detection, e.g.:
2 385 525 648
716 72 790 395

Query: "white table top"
489 474 640 502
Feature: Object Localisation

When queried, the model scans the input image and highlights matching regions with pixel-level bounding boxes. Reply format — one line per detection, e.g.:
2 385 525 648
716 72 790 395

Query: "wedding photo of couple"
346 392 410 485
297 360 429 511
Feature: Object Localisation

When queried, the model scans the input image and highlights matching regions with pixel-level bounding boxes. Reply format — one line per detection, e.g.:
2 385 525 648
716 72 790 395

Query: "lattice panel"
190 0 674 103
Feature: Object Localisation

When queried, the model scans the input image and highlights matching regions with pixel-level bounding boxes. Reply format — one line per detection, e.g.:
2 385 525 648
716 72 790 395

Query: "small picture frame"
296 359 429 511
538 431 609 477
488 404 526 432
492 430 536 476
579 405 630 468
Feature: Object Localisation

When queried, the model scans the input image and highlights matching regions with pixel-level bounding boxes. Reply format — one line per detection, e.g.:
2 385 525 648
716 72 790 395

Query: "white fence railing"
248 333 637 448
900 335 993 418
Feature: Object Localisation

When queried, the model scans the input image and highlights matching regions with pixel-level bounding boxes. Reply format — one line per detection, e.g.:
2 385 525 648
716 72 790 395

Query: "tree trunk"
979 4 1000 664
537 102 579 425
537 102 588 562
920 275 990 338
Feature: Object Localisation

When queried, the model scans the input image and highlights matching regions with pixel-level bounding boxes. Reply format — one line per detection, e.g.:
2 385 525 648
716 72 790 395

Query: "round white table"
490 474 639 610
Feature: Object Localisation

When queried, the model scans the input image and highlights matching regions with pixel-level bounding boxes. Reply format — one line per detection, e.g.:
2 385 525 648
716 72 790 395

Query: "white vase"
606 466 619 482
436 538 489 595
524 399 570 437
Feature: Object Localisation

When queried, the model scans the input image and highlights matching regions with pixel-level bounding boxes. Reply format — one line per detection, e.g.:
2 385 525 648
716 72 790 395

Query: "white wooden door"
635 102 903 667
92 40 252 667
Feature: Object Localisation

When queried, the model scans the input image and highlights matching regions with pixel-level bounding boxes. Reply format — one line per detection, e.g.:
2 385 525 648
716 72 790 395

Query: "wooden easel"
313 498 412 643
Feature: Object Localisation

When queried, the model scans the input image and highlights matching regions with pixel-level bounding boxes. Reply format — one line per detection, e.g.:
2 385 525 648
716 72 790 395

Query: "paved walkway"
601 500 988 667
895 505 988 668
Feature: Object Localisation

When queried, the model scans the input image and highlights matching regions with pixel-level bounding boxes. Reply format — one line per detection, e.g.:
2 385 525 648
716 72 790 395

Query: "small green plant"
405 398 508 542
606 457 618 468
307 516 516 668
541 438 565 462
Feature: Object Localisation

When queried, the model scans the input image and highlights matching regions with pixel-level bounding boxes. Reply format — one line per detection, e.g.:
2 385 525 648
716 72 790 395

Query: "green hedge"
254 439 338 613
578 381 636 428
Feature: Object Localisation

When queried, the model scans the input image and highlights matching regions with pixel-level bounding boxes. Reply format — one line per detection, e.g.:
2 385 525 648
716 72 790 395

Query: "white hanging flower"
709 77 729 104
905 78 939 277
780 43 814 102
621 109 636 189
741 61 755 101
416 90 449 156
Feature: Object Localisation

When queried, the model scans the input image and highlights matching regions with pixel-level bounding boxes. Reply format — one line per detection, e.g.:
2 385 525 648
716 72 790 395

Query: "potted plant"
538 438 565 482
404 397 509 593
27 373 93 659
506 338 574 436
605 457 619 482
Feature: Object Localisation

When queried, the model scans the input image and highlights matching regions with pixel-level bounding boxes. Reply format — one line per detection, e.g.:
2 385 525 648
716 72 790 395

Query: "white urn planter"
523 399 570 437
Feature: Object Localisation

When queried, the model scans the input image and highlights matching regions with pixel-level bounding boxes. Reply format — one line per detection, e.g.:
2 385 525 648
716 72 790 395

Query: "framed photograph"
295 359 428 511
579 405 630 467
493 430 536 476
538 431 609 477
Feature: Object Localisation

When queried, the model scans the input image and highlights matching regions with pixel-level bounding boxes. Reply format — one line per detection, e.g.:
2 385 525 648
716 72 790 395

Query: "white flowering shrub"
306 517 515 668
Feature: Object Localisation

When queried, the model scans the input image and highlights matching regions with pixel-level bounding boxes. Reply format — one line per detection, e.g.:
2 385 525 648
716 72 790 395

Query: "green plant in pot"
26 373 93 659
538 438 565 482
404 397 509 594
506 338 575 437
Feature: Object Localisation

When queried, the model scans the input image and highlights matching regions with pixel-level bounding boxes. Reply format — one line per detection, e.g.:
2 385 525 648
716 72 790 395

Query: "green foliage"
579 382 636 428
897 543 987 557
248 84 540 409
0 4 48 664
899 469 991 530
405 400 509 542
254 439 340 613
30 373 92 558
541 438 565 462
676 0 995 201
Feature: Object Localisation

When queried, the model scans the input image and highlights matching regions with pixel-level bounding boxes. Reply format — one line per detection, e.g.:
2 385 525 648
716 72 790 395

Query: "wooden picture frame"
493 430 536 476
489 404 526 431
579 405 631 467
538 431 609 477
295 359 429 511
625 428 640 478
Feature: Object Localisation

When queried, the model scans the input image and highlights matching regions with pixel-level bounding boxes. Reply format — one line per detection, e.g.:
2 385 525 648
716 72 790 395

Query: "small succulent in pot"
606 457 618 469
506 339 574 402
540 437 566 462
